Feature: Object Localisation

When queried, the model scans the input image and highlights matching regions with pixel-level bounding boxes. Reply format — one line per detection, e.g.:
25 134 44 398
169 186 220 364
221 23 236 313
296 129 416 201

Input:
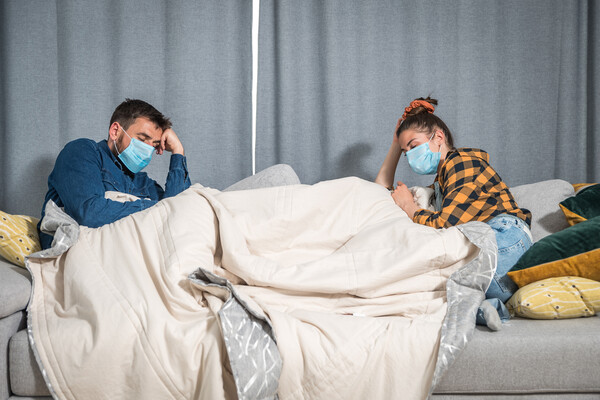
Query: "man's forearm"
163 154 191 198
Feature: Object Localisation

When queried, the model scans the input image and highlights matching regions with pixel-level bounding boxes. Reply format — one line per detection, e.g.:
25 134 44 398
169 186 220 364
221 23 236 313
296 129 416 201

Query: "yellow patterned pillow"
0 210 41 268
507 276 600 319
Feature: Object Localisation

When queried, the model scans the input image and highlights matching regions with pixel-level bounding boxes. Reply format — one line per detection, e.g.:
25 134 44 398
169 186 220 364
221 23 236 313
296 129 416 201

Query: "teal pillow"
559 184 600 226
507 216 600 288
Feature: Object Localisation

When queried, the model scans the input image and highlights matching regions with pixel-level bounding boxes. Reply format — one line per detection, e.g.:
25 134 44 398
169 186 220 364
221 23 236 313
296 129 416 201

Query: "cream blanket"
27 177 492 400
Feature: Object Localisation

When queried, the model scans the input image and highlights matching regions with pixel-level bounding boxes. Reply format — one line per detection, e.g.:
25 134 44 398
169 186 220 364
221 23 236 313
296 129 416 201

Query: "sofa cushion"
507 276 600 319
224 164 301 191
559 183 600 226
9 330 50 397
0 210 41 268
0 258 32 318
510 179 573 242
434 317 600 394
507 216 600 287
0 312 26 400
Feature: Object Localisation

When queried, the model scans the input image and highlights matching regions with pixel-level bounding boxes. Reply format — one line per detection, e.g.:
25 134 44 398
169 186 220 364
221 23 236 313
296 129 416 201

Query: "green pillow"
559 184 600 226
507 216 600 288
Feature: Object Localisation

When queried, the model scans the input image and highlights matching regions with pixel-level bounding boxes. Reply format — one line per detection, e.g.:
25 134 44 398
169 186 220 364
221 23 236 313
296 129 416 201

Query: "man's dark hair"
109 99 172 131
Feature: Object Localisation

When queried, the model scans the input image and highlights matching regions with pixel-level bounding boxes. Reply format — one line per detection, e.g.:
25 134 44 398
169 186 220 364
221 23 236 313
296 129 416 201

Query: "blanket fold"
188 268 281 400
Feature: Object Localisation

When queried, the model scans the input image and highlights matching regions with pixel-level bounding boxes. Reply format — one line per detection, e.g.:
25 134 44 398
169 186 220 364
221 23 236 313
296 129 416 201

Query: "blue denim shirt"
39 138 191 249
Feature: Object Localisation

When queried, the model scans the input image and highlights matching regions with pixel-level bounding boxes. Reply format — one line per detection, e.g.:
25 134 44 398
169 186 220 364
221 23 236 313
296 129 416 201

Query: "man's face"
116 117 163 154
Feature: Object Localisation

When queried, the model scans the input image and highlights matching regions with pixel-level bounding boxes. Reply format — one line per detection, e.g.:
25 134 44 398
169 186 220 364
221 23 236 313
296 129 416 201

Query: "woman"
376 97 533 330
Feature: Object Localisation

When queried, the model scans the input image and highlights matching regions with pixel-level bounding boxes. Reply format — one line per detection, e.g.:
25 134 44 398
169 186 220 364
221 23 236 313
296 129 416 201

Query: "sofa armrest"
0 258 31 319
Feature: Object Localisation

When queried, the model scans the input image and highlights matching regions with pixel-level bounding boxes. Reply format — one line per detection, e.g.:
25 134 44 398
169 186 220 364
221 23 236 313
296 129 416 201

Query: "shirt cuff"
169 154 188 171
413 209 432 224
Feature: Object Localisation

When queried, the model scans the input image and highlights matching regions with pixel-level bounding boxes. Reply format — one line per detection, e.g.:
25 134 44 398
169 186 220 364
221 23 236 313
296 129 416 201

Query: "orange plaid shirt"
413 148 531 229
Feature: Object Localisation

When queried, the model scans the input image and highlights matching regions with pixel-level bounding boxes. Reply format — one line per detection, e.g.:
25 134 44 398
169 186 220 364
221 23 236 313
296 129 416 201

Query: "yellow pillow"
0 210 41 268
507 276 600 319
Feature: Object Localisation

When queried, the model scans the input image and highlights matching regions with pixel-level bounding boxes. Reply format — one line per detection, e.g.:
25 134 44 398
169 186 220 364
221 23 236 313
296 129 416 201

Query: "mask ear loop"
114 138 121 156
114 124 131 156
430 130 443 152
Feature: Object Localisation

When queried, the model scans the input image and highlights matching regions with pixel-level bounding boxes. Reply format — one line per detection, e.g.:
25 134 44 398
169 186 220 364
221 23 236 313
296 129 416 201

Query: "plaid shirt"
413 148 531 228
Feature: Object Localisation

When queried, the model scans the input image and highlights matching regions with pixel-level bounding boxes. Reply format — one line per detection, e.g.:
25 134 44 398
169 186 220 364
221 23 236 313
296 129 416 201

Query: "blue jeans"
476 214 533 327
486 214 533 302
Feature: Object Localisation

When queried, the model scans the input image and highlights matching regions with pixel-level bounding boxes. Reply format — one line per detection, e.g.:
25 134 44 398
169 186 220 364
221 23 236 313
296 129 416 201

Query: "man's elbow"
68 199 112 228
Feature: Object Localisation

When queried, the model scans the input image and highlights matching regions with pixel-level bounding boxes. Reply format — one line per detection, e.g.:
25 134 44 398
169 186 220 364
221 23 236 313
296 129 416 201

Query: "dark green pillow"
507 216 600 287
559 184 600 226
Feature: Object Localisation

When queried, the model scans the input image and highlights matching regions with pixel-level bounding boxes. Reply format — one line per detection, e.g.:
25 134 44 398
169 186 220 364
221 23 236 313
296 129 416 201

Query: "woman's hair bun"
400 97 437 122
406 97 438 118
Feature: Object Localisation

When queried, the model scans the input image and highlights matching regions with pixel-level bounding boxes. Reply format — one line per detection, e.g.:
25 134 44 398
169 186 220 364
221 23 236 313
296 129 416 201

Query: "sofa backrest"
510 179 574 242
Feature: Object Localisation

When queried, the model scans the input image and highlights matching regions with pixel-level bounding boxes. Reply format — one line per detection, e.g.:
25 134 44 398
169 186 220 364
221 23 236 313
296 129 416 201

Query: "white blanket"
27 177 490 400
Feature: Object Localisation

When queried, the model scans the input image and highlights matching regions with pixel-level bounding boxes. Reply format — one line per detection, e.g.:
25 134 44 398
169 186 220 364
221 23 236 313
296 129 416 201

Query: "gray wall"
1 0 599 217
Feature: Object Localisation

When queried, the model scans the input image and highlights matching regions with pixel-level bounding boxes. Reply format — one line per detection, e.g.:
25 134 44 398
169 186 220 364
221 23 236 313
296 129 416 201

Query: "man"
39 99 191 249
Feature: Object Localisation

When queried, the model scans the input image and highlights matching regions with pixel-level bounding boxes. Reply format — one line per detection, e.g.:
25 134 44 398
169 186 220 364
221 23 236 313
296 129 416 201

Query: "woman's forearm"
375 143 402 188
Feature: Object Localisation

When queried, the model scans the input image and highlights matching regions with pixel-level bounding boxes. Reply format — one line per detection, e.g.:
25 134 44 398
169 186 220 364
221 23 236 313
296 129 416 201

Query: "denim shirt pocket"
140 183 156 199
134 187 150 199
101 168 120 192
130 173 155 199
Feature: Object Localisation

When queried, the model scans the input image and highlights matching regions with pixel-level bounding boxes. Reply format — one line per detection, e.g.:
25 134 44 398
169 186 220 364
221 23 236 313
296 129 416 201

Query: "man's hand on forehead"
158 128 184 156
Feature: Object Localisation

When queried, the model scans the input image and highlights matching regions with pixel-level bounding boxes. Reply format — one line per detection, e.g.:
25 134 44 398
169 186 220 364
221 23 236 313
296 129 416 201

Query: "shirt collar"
435 148 458 185
98 139 117 159
98 139 133 177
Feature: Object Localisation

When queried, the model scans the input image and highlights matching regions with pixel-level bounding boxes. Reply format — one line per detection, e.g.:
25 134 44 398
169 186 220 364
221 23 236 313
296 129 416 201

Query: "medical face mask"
405 132 441 175
114 126 154 173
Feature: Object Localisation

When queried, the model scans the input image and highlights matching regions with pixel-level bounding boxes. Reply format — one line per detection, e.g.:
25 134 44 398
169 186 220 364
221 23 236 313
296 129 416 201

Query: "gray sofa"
1 178 599 399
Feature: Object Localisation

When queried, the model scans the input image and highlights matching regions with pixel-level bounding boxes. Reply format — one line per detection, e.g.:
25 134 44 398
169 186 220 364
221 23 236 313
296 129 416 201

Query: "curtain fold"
256 0 599 187
589 0 600 182
1 0 61 217
0 0 252 217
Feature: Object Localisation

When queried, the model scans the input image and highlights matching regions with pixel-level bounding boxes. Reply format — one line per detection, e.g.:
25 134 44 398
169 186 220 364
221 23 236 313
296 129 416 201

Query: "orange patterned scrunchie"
398 100 436 126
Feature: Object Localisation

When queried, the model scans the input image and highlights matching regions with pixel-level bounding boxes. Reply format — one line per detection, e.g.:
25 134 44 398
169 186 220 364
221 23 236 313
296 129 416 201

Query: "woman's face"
397 128 437 156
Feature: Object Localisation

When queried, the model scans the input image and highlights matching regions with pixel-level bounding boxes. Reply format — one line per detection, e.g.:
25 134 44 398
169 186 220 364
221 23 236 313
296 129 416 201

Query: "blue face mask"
114 126 154 173
405 132 441 175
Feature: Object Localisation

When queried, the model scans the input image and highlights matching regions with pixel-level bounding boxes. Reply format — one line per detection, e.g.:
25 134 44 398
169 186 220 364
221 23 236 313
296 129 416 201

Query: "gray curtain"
0 0 253 217
257 0 600 189
2 0 599 218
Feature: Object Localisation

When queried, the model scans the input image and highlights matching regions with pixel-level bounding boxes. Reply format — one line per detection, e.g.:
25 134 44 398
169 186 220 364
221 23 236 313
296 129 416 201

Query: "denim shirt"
39 138 191 249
